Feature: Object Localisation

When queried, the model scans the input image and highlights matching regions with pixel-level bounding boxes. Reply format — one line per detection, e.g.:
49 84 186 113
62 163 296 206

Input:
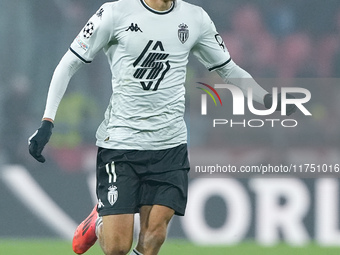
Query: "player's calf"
139 227 167 254
136 205 174 255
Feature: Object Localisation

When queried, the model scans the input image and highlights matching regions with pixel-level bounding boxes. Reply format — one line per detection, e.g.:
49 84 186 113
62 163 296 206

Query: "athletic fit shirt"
70 0 231 150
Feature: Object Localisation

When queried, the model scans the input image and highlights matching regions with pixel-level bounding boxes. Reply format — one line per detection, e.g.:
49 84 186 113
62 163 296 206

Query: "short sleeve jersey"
70 0 231 150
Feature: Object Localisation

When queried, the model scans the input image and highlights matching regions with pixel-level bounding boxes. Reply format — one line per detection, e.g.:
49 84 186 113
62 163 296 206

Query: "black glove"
264 93 297 116
28 120 54 163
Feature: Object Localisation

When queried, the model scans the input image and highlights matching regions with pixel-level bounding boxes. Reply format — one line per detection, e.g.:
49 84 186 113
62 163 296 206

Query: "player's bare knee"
101 240 132 255
102 245 131 255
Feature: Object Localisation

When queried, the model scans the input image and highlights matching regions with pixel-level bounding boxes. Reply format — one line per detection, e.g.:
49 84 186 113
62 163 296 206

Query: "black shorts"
96 144 190 216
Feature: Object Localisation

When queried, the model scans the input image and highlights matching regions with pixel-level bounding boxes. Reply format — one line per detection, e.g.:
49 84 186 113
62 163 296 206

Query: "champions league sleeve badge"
178 23 189 44
83 22 95 39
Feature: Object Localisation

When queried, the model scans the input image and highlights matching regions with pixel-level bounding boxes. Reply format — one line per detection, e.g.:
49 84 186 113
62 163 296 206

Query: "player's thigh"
101 214 134 249
139 144 190 216
96 147 140 216
140 168 189 216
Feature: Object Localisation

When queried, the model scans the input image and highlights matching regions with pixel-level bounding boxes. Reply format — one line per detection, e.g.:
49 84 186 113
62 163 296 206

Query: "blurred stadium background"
1 0 340 254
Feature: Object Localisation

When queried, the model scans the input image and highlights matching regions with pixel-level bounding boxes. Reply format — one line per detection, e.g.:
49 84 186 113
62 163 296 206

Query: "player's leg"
135 205 174 255
96 148 142 254
131 144 190 255
97 214 134 255
77 147 139 255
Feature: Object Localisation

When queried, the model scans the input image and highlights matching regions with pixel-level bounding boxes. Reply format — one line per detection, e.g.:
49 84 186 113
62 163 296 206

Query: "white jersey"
70 0 231 150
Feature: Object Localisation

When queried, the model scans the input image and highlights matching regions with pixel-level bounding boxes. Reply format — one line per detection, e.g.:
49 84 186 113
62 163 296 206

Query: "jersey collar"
140 0 175 15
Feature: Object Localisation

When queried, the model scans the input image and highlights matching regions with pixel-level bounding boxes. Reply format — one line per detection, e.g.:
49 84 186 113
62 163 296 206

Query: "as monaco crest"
107 185 118 206
178 23 189 44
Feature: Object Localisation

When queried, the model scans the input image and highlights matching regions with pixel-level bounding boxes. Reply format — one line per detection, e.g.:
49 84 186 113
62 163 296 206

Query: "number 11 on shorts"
105 162 117 183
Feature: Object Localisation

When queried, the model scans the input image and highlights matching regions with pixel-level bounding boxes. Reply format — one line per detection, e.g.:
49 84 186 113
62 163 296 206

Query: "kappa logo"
98 199 104 209
126 23 143 32
96 8 104 19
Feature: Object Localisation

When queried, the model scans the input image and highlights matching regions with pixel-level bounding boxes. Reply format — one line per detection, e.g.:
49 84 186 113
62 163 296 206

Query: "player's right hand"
28 120 54 163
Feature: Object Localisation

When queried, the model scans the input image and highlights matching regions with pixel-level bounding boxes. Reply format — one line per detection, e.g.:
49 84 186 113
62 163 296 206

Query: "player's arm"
215 56 296 115
28 50 84 163
192 9 296 114
192 9 267 104
28 3 114 163
215 60 267 105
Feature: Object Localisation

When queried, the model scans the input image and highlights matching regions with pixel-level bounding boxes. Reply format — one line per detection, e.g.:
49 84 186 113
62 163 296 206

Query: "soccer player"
28 0 296 255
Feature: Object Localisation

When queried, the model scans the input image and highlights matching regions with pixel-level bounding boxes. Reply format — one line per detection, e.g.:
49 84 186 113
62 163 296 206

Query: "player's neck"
144 0 174 12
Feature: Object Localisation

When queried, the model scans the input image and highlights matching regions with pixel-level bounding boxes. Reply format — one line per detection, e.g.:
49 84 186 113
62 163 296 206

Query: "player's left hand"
28 120 54 163
264 93 297 116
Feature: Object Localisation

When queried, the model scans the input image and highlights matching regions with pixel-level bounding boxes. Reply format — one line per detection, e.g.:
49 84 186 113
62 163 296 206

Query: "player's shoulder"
102 0 138 9
178 0 205 13
177 0 209 23
177 0 209 25
98 0 129 12
96 0 136 22
99 1 120 11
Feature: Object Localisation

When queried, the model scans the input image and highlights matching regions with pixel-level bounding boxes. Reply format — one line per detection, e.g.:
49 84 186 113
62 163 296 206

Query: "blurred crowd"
195 0 340 78
1 0 340 168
